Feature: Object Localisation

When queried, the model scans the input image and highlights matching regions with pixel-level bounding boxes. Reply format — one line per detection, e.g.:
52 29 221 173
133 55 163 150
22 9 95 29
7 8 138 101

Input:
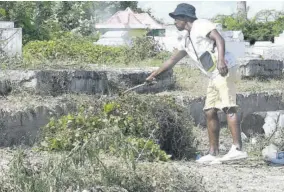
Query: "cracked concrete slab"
0 68 174 96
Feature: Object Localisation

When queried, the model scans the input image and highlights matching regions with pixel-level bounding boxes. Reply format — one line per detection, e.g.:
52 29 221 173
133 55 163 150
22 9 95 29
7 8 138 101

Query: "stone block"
238 59 283 78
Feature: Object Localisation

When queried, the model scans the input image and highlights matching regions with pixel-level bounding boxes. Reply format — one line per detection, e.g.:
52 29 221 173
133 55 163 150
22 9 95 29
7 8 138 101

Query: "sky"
137 1 284 24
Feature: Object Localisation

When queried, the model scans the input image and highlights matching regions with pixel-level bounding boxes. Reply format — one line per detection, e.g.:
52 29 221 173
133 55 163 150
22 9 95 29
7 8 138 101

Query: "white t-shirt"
178 19 237 78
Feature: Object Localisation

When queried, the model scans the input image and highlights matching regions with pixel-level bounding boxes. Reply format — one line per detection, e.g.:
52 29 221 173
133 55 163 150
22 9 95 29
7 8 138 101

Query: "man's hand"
217 59 228 77
146 75 155 82
208 30 228 77
145 50 187 83
145 75 156 85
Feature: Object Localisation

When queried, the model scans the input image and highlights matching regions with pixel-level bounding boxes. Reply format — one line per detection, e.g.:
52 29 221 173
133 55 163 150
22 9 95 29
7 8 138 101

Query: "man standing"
146 3 247 164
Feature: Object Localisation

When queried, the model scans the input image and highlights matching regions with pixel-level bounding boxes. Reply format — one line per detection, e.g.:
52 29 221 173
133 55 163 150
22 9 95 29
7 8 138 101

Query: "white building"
275 31 284 45
0 21 22 57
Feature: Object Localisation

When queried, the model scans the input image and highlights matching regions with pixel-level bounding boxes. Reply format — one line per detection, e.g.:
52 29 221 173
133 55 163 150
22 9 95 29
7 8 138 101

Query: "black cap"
169 3 197 19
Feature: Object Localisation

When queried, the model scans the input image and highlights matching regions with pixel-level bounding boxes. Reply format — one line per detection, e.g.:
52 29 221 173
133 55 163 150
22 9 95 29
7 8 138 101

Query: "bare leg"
225 107 242 150
205 108 220 156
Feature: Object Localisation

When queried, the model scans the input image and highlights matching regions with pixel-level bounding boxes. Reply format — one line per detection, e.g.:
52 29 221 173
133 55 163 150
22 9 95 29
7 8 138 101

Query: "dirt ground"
188 127 284 192
187 160 284 192
1 128 284 192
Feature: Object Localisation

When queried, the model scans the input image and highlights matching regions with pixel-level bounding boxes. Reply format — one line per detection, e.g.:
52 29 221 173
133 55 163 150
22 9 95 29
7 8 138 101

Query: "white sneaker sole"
220 153 248 162
196 159 217 164
196 160 212 164
209 159 222 165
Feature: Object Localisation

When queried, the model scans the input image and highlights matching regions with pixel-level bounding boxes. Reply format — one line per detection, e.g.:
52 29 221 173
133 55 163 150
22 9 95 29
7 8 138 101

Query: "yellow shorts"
204 66 241 111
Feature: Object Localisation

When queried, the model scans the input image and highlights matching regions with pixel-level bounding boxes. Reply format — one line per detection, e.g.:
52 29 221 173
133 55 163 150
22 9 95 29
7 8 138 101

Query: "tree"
254 9 282 22
0 1 53 44
0 1 156 43
213 10 284 42
115 1 142 13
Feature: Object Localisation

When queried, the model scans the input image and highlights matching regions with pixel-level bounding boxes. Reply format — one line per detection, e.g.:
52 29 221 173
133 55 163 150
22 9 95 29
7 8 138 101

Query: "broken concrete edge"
238 59 284 66
0 68 175 96
0 101 78 146
241 110 284 139
0 93 106 147
238 59 284 78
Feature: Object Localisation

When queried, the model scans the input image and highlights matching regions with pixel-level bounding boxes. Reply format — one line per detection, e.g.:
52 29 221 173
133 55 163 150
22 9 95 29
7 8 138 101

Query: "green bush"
154 50 171 61
213 12 284 42
123 37 163 63
23 34 168 65
38 94 197 161
24 34 125 64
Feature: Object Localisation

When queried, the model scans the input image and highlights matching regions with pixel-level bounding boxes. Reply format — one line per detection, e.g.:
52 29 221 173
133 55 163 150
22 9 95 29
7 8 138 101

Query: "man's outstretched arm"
146 50 187 81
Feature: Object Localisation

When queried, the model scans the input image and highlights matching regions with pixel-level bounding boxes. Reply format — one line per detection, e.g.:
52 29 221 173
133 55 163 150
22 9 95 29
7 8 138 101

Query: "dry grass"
0 51 169 71
0 147 204 192
173 66 284 97
0 92 203 191
173 67 208 97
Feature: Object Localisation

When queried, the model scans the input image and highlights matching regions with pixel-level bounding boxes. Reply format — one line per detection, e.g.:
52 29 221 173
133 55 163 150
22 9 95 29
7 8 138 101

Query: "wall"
128 29 147 37
172 91 284 127
0 21 14 28
0 68 175 96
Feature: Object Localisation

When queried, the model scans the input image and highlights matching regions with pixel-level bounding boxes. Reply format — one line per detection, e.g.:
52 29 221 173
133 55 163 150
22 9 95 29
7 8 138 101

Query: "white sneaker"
196 154 218 164
219 145 248 162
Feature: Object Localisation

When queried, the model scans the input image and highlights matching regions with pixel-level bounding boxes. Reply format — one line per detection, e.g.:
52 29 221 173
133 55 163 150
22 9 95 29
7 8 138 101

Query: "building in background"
0 21 22 57
95 8 164 38
95 7 165 46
